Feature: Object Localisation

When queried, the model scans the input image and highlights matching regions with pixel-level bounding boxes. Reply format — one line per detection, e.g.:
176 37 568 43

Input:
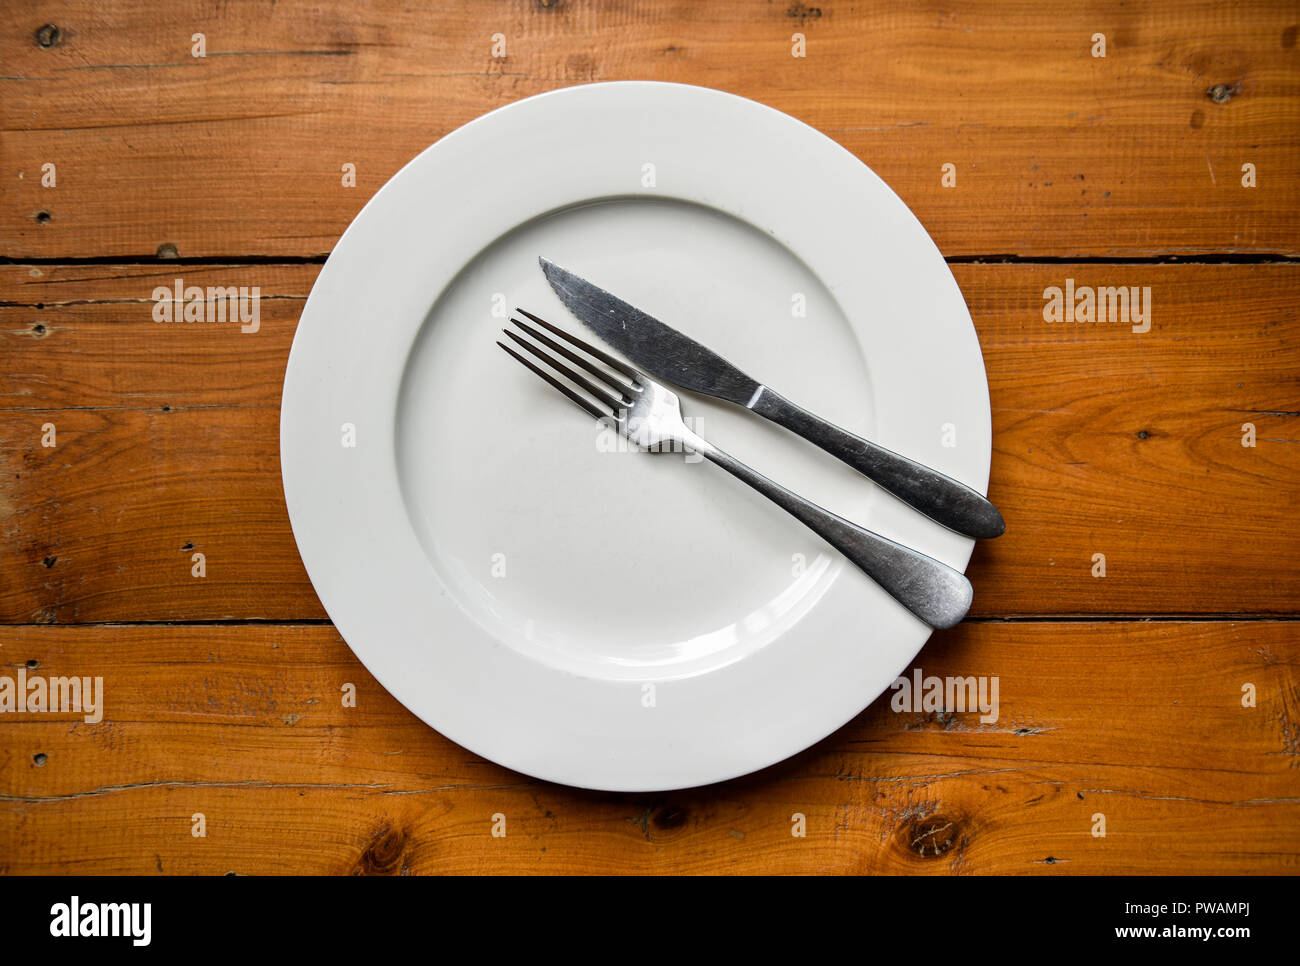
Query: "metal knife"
539 257 1005 539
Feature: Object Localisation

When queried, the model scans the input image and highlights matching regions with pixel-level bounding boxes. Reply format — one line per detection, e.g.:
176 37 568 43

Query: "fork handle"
687 438 973 629
749 388 1005 539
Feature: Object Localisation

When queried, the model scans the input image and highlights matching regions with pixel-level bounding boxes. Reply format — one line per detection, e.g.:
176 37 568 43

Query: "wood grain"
1 621 1294 874
2 1 1298 259
2 1 1297 878
2 263 1296 621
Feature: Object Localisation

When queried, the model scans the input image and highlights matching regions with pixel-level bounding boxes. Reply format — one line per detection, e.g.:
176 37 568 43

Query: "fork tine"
509 314 636 404
514 308 640 382
503 330 628 414
497 342 609 420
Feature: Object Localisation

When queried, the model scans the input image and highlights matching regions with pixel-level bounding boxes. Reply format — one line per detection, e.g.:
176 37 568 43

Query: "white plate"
281 81 991 791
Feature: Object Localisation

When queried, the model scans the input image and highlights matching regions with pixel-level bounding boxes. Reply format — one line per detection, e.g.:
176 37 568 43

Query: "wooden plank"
0 406 323 622
2 263 1296 620
0 263 309 410
2 1 1297 259
1 621 1295 873
973 262 1300 616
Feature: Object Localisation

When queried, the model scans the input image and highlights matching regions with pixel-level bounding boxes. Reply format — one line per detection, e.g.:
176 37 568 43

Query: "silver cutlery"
498 309 974 629
539 257 1005 540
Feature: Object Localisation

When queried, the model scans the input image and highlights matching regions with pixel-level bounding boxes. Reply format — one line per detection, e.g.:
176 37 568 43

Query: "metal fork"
498 309 974 629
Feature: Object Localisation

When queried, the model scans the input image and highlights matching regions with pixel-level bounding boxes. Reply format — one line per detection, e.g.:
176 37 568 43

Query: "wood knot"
1206 83 1236 104
653 806 688 831
355 823 406 875
788 3 823 21
35 24 62 48
902 815 962 859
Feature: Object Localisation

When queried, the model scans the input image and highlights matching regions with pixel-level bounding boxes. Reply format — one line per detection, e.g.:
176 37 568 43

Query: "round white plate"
281 81 991 791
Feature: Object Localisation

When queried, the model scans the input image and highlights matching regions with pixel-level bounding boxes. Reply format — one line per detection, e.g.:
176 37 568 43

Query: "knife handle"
749 388 1005 539
689 441 973 629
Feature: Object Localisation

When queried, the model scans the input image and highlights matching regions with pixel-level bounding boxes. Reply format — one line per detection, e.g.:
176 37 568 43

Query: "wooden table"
2 1 1297 875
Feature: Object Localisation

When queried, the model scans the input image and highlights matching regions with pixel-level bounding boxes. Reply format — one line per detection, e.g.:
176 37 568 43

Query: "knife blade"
539 256 1005 539
540 257 762 407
